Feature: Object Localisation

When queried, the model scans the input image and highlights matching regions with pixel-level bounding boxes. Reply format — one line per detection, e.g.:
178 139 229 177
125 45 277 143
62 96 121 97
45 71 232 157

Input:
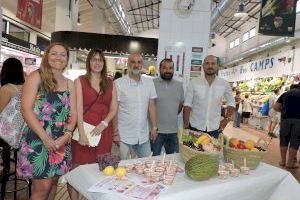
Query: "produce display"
228 138 265 152
185 154 218 181
182 131 221 153
237 75 291 93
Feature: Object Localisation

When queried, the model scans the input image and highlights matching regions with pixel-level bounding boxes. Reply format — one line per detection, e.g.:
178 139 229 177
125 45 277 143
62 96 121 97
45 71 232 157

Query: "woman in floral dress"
17 42 77 200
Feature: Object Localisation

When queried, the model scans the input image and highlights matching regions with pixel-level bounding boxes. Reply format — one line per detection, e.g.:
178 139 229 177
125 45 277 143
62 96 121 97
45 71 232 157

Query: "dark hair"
0 57 25 86
236 90 241 95
273 88 280 94
85 49 108 94
159 58 174 70
245 93 249 98
290 84 300 90
114 71 122 80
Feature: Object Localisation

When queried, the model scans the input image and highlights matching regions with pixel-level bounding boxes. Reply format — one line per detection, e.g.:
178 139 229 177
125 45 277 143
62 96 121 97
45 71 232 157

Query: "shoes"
279 161 285 167
285 163 299 169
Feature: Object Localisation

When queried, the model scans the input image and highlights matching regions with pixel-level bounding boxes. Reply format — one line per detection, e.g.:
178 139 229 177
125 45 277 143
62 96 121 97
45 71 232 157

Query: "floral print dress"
17 86 71 179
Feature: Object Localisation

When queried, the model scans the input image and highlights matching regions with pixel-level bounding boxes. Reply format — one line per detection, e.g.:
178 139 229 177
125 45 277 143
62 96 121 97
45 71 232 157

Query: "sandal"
279 161 286 167
285 163 299 169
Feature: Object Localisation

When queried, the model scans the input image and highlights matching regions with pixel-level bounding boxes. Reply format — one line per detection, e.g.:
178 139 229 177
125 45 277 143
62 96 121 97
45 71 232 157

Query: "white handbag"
72 122 101 147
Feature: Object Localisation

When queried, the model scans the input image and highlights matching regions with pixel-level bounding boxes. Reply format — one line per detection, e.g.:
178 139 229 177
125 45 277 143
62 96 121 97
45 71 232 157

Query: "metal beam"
128 1 161 12
145 0 150 30
132 16 160 25
128 0 140 32
136 0 145 31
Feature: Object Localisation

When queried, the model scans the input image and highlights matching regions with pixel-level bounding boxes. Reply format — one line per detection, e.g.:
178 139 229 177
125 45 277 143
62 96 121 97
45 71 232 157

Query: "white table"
65 154 300 200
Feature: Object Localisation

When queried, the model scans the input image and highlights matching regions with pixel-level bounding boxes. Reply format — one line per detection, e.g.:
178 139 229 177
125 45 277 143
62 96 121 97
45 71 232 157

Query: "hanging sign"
258 0 297 36
219 51 293 81
16 0 43 29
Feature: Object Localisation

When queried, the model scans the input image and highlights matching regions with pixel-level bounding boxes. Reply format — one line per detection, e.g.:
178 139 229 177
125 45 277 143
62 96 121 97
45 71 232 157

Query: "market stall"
65 153 300 200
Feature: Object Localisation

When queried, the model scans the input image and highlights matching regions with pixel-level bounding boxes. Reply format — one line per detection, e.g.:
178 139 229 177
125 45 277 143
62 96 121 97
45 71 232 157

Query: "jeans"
151 133 179 156
119 140 151 160
233 111 241 127
189 124 221 138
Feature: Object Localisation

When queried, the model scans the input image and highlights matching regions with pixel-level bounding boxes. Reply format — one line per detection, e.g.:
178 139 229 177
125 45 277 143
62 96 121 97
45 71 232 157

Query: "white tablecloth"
65 154 300 200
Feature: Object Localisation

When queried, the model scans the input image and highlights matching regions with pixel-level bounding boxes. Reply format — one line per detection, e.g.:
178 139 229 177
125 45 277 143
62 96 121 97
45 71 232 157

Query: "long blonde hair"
85 49 108 94
39 42 69 92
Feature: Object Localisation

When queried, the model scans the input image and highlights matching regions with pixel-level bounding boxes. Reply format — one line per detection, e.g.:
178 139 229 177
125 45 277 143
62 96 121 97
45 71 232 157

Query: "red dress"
72 76 113 164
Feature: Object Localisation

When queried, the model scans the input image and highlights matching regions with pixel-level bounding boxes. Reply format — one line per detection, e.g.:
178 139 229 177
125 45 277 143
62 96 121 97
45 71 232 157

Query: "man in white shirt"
115 53 158 160
183 55 235 138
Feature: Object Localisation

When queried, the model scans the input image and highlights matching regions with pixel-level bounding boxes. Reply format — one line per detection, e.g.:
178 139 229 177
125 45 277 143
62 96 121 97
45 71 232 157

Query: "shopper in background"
151 58 184 156
0 57 25 149
241 93 252 125
233 90 242 128
183 55 235 138
17 42 77 200
274 83 300 168
115 52 157 160
68 49 117 200
268 88 281 138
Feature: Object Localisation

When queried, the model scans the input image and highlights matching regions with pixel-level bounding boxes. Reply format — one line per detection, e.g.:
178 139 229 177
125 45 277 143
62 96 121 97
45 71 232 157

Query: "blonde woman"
17 42 77 200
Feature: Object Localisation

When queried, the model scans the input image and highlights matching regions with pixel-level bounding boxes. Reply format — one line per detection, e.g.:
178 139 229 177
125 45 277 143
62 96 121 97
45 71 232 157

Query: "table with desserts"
64 153 300 200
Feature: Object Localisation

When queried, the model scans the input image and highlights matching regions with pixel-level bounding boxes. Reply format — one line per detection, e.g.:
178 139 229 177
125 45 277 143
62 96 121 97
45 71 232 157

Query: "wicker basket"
178 129 222 163
223 136 267 169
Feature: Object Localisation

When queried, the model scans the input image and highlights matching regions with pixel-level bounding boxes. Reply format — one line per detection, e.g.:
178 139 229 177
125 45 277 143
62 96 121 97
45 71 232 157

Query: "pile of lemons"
103 166 127 178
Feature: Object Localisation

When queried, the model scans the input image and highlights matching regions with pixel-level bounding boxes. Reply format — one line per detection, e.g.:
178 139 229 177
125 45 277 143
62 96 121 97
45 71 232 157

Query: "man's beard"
132 69 140 75
204 68 216 76
161 72 173 80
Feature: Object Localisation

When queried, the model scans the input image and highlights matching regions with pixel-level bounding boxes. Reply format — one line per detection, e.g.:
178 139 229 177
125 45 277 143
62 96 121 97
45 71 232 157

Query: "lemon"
103 166 114 176
115 167 127 177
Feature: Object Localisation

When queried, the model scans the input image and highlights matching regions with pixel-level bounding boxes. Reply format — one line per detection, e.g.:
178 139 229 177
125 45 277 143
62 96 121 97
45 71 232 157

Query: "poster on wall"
16 0 43 29
258 0 297 36
190 47 203 78
164 46 185 79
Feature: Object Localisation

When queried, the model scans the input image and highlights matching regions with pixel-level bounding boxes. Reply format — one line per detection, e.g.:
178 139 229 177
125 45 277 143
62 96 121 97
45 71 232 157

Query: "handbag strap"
83 90 101 115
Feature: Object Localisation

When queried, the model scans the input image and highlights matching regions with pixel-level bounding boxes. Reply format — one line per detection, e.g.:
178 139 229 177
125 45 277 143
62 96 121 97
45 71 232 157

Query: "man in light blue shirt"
151 58 184 156
115 53 158 160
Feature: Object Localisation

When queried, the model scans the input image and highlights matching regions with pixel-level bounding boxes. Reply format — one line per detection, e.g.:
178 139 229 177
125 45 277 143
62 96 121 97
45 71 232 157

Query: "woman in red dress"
68 49 117 200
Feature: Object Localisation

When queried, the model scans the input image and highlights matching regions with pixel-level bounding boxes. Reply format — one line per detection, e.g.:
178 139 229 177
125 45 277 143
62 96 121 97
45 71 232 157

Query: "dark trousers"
189 124 221 138
151 133 179 156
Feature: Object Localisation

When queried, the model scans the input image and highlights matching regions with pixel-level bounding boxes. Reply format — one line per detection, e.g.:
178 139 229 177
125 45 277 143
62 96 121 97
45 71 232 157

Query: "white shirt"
115 75 157 145
242 99 252 113
184 76 235 131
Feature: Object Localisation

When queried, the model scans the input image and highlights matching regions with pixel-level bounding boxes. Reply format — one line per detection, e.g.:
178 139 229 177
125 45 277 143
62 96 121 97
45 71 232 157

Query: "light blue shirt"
115 75 157 145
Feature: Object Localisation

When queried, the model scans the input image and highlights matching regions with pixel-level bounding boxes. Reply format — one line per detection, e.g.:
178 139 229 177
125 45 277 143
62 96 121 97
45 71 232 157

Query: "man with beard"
183 55 235 138
151 58 184 156
114 53 158 160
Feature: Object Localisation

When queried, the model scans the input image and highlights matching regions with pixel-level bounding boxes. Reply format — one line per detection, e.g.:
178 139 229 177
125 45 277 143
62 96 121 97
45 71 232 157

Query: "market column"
157 0 211 87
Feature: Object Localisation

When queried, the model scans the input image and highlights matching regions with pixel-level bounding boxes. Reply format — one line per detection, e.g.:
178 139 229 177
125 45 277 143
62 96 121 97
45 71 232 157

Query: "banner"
16 0 43 29
219 51 293 82
258 0 297 36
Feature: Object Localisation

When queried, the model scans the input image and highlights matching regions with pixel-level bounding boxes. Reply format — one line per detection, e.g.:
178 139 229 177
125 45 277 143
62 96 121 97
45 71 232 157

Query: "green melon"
185 154 218 181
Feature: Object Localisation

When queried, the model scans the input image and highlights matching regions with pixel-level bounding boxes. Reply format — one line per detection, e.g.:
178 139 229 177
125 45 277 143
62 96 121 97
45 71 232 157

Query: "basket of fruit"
178 129 222 163
223 136 267 169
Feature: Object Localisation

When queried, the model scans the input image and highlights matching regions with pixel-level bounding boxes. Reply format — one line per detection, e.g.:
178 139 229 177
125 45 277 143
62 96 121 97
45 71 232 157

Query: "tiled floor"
1 123 299 200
